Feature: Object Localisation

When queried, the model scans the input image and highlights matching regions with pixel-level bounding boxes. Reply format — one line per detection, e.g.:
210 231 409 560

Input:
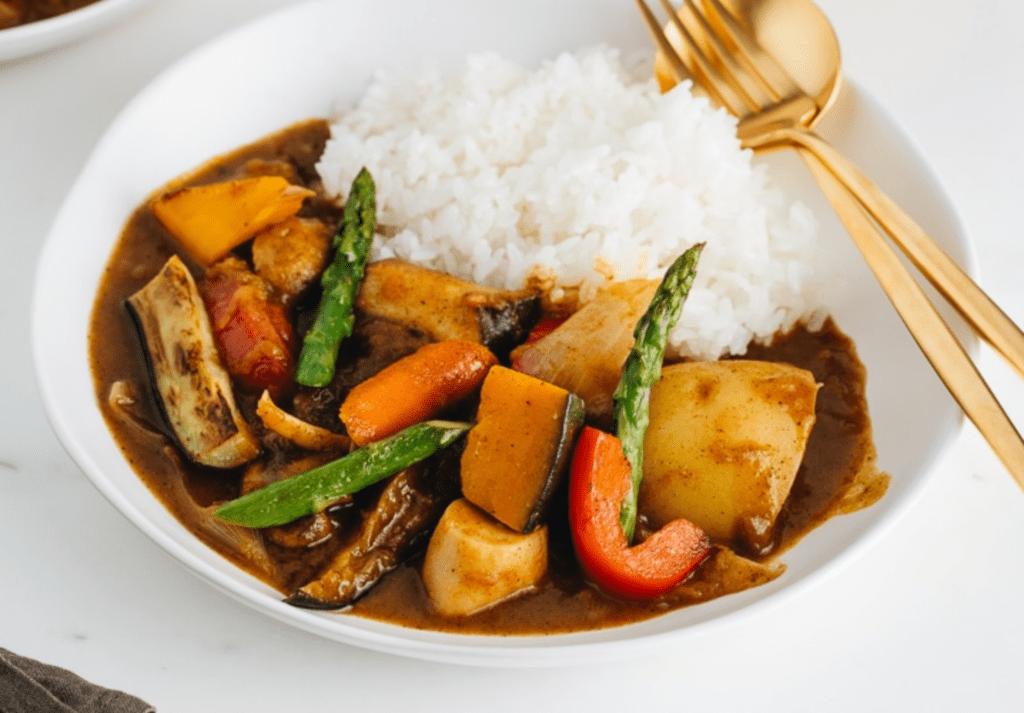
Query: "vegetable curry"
89 118 889 634
0 0 103 29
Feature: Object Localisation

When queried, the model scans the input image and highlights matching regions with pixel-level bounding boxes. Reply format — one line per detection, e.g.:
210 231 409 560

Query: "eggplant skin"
355 259 541 361
127 255 260 469
286 445 463 609
477 296 542 363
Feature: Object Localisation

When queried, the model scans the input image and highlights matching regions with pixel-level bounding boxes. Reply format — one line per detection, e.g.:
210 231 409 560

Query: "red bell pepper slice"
522 316 568 346
568 426 711 599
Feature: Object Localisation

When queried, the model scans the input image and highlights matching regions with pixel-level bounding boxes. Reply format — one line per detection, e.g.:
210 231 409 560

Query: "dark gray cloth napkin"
0 648 154 713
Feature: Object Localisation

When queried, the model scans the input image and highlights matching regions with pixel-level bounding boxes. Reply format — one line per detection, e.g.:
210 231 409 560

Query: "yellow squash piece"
151 177 315 265
639 360 819 554
422 499 548 617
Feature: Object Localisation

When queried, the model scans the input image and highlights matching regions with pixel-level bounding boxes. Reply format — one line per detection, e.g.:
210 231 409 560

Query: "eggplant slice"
127 254 260 469
287 446 462 610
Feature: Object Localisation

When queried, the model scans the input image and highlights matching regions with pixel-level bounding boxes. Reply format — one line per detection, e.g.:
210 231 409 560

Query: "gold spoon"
653 0 1024 378
639 0 1024 486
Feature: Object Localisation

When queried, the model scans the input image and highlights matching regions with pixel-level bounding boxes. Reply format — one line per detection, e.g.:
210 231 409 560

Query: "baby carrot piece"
340 340 498 446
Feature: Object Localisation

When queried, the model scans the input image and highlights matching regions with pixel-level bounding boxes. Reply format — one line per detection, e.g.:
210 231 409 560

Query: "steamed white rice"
317 46 827 360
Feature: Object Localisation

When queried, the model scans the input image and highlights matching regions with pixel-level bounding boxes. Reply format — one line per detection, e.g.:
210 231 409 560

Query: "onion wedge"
256 390 351 452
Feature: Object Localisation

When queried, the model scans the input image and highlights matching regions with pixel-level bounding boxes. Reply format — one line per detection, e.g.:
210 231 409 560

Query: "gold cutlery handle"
800 150 1024 485
758 125 1024 383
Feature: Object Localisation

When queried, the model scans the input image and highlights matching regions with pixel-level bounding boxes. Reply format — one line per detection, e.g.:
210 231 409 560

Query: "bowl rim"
30 0 973 667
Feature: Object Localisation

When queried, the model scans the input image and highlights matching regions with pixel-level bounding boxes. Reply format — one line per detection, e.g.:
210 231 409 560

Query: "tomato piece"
568 426 711 599
201 259 294 393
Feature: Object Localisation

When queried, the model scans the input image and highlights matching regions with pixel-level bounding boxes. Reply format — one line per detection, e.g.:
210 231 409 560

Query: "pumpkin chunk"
461 365 585 533
151 176 315 265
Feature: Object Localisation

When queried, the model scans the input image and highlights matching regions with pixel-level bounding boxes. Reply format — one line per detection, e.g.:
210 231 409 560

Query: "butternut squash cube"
461 366 584 533
423 499 547 617
151 177 315 265
639 360 819 554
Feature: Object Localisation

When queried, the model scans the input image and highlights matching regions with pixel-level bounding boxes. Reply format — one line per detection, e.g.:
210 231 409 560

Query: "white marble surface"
3 0 1023 709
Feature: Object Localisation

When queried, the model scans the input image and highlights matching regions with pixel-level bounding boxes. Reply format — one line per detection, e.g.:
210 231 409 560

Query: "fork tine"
655 0 750 115
633 0 744 117
633 0 695 84
676 0 776 111
700 0 803 101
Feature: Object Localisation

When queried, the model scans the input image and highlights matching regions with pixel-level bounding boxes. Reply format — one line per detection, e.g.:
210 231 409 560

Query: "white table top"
3 0 1023 709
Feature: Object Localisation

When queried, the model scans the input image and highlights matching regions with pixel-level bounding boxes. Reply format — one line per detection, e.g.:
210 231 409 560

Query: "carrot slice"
340 340 498 447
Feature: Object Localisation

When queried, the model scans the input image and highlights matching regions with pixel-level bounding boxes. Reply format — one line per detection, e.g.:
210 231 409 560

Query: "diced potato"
422 499 547 617
151 177 315 265
639 360 819 553
251 216 332 302
460 366 584 533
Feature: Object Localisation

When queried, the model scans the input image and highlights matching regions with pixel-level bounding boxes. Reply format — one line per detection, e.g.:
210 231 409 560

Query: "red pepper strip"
523 316 568 346
568 426 711 599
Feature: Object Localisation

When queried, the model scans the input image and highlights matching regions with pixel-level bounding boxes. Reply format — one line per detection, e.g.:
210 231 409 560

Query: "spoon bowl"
642 0 1024 485
654 0 841 130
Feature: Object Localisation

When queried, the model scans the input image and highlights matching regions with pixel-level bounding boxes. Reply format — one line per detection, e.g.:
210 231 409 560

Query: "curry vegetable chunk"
423 498 548 617
460 365 585 534
126 254 260 469
639 360 819 554
90 119 886 635
151 176 314 266
355 258 542 362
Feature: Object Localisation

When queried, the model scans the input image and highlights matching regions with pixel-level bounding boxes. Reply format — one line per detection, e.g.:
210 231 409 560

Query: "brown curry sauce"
0 0 104 30
88 119 889 635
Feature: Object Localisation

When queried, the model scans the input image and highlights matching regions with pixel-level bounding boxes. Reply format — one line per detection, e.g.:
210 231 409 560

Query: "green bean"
214 420 472 528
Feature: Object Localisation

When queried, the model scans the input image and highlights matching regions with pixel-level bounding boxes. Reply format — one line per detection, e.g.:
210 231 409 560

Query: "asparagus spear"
214 420 472 528
613 243 704 542
295 167 376 387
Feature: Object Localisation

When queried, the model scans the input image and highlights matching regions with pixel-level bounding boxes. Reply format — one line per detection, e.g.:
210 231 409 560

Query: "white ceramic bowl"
32 0 971 666
0 0 157 63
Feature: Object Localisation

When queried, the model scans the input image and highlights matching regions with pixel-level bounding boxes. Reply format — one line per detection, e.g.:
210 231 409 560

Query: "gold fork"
635 0 1024 486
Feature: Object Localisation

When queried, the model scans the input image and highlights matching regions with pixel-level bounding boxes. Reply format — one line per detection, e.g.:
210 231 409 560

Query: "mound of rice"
317 46 827 360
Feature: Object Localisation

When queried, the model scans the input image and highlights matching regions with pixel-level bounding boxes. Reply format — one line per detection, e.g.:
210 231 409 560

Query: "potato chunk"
639 360 818 554
423 499 547 617
251 216 331 302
